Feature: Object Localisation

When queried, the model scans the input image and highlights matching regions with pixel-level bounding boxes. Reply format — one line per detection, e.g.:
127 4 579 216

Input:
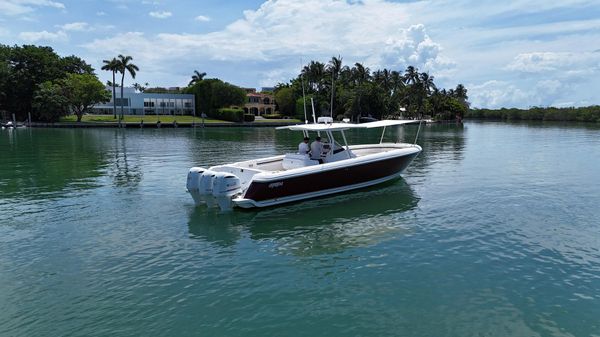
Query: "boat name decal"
268 181 284 188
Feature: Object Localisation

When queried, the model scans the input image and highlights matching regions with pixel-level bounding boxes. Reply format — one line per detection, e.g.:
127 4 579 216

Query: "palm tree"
302 61 326 92
327 56 343 116
101 58 119 118
132 82 146 93
189 70 206 86
404 66 419 85
373 68 392 93
453 84 469 109
419 72 436 95
352 62 370 84
115 54 139 121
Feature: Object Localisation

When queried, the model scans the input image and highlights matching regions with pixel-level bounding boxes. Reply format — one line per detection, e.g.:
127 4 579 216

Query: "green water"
1 122 599 336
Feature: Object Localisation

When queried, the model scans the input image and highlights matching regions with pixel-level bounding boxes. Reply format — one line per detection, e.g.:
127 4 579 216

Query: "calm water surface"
1 122 599 336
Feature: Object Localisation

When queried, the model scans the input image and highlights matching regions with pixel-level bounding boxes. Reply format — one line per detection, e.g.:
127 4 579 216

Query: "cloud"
0 0 64 16
469 78 572 108
82 0 458 92
86 0 450 81
96 11 106 16
468 50 600 107
59 22 90 31
149 11 172 19
19 29 67 42
79 0 600 108
194 15 210 22
506 51 600 75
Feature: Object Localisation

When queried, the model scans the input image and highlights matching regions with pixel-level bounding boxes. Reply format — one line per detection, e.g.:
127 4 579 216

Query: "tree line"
466 106 600 123
273 57 469 122
0 44 110 122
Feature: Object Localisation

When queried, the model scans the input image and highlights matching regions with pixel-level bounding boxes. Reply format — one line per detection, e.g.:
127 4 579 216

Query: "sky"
1 0 600 108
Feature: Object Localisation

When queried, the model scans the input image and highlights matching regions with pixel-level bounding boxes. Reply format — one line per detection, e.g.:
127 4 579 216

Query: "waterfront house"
91 87 195 116
243 88 276 116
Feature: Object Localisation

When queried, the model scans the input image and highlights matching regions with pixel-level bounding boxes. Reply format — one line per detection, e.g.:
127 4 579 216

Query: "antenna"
414 119 423 145
310 97 317 124
330 70 334 118
300 59 308 124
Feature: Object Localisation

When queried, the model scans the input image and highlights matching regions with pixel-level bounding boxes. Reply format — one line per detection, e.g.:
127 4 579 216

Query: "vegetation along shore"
1 44 598 126
467 106 600 123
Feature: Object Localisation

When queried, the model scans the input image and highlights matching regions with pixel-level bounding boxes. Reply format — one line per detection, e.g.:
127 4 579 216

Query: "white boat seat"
282 153 319 170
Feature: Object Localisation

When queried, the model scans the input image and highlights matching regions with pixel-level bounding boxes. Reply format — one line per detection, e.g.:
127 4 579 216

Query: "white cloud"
465 50 600 107
89 0 451 67
79 0 600 108
19 29 67 42
0 0 64 16
506 51 600 75
194 15 210 22
86 0 450 84
469 81 529 108
96 11 106 16
149 11 172 19
58 22 90 31
469 78 573 108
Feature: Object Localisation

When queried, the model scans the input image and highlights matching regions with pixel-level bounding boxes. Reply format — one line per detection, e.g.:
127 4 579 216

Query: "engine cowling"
212 172 241 211
187 167 207 205
198 170 218 207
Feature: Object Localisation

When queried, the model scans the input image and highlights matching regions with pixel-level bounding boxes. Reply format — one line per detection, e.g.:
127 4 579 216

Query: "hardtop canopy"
276 119 420 132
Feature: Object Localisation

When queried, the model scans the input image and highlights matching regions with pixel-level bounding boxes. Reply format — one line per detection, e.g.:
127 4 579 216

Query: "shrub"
262 113 283 119
244 114 255 122
211 108 244 122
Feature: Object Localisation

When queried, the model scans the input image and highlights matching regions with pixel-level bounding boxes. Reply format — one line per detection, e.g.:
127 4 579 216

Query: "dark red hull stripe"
243 153 418 201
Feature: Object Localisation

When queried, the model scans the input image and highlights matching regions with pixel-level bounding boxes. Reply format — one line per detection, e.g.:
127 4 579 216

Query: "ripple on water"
1 124 600 336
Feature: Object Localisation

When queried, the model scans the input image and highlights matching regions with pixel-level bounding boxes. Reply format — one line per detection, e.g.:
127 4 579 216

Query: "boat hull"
234 150 419 208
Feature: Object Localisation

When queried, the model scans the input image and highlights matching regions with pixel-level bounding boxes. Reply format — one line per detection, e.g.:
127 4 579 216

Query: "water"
1 122 599 336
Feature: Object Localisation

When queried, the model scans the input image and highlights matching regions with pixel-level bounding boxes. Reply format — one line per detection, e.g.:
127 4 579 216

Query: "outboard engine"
212 172 242 211
187 167 207 205
198 170 218 207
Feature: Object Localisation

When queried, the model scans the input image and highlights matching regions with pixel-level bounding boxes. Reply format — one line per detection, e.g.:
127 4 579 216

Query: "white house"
92 87 195 116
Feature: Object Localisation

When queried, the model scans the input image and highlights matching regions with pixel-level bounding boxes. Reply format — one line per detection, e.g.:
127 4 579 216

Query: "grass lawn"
59 114 229 124
254 118 302 123
58 114 302 125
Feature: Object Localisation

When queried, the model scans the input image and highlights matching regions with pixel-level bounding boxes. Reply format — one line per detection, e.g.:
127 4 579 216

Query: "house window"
115 98 129 106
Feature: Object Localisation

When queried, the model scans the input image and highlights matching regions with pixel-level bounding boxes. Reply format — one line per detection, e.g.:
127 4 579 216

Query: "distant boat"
1 121 27 128
187 118 422 210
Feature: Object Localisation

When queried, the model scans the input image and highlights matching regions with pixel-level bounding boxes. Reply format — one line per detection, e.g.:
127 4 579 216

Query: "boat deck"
214 143 418 175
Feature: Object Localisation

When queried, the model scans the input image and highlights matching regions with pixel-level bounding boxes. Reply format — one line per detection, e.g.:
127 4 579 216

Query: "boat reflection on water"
187 179 419 255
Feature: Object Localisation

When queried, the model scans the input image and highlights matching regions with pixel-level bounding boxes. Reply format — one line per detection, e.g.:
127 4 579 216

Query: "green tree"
326 56 343 116
210 80 246 110
453 84 469 110
3 45 63 120
32 81 69 122
189 70 206 86
101 58 119 118
62 73 111 122
132 82 146 92
274 86 296 117
184 78 245 117
274 56 469 122
115 54 139 121
0 59 8 114
61 55 95 75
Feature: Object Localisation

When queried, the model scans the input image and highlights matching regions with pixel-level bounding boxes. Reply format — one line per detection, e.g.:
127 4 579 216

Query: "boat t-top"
186 117 422 210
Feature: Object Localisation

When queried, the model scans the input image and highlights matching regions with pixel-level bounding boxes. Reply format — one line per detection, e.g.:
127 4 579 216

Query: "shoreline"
25 121 300 128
